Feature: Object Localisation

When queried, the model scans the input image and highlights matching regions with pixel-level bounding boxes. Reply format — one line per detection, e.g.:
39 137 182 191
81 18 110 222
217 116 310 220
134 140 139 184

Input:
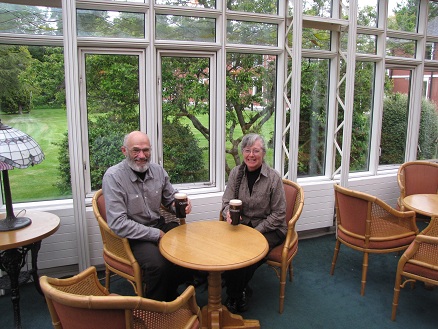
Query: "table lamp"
0 119 45 231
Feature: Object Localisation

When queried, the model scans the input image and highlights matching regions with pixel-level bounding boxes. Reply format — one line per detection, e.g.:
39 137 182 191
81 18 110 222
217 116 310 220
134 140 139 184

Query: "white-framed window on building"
380 67 412 165
79 49 143 193
157 52 214 188
298 57 329 177
224 52 278 181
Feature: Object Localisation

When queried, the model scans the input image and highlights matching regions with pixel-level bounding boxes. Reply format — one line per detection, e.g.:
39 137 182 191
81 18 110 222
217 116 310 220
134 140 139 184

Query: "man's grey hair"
123 133 130 148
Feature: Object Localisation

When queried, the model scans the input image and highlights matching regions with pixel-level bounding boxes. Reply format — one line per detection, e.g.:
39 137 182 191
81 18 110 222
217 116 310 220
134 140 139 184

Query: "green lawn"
1 108 68 202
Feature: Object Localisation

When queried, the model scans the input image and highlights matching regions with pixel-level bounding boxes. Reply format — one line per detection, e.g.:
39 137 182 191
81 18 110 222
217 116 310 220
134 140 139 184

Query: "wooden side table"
160 220 268 329
0 211 60 329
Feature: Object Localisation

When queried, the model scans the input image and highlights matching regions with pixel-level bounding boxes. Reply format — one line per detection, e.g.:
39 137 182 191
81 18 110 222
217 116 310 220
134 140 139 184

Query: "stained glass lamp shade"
0 120 45 231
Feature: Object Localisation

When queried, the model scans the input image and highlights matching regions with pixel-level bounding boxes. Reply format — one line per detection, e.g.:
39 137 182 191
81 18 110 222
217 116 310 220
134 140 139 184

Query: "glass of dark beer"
229 199 242 225
174 192 188 218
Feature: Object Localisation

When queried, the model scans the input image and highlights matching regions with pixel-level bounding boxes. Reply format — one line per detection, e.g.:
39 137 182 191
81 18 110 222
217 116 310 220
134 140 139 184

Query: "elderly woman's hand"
185 198 192 215
225 211 233 224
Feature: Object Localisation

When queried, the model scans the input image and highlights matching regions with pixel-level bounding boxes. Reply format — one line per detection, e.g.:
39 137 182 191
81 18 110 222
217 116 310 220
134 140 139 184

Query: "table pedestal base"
200 271 260 329
201 306 260 329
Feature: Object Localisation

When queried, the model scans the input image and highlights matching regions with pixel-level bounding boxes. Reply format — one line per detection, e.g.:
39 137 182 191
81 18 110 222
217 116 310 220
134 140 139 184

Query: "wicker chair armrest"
414 234 438 244
137 285 198 313
374 197 416 219
371 199 418 234
337 225 366 240
40 267 109 297
101 223 138 265
399 234 438 268
397 167 406 199
132 285 201 328
421 217 438 236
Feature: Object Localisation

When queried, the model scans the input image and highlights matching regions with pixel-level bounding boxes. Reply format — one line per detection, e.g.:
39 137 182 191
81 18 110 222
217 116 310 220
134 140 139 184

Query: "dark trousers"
129 221 193 301
223 229 285 298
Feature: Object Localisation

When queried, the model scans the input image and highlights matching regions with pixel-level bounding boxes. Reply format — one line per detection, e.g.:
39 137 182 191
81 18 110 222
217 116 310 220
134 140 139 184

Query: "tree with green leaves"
24 46 65 107
0 45 34 114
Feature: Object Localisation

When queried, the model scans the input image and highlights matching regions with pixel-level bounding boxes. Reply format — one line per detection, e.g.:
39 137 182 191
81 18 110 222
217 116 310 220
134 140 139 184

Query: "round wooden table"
402 194 438 217
159 220 268 329
0 211 60 329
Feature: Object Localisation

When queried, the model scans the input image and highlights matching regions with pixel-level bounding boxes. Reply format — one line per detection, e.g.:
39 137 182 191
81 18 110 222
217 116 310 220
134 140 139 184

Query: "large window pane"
77 10 145 38
342 0 378 23
298 58 328 177
84 53 140 191
0 3 62 35
428 0 438 35
426 1 438 59
380 68 412 165
302 28 330 50
341 33 377 54
418 70 438 160
1 45 68 201
350 61 375 172
227 20 277 46
160 56 210 185
225 53 277 180
156 15 215 42
386 37 416 58
302 0 332 18
156 0 215 9
357 0 378 27
227 0 277 15
387 0 419 33
424 42 438 60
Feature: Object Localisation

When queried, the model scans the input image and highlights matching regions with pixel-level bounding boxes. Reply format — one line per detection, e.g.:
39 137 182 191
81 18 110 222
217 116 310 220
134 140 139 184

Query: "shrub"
381 93 438 164
55 116 206 193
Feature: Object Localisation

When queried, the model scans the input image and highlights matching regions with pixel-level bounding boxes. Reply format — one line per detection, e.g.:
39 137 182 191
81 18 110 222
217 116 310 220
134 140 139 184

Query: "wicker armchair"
397 161 438 212
266 179 304 314
331 184 419 295
40 266 201 329
391 217 438 321
219 179 304 314
92 189 144 296
92 189 181 297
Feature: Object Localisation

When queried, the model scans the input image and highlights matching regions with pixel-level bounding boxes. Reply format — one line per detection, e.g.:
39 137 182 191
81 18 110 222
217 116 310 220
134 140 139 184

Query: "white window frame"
156 50 219 193
78 48 147 194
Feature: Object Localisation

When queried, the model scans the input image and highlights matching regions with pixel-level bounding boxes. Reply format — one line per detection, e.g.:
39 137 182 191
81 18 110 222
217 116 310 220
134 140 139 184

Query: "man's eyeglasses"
129 147 151 155
243 148 262 155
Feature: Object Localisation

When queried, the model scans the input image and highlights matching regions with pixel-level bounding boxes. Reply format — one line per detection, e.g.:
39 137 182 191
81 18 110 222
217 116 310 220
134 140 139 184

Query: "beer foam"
230 199 242 206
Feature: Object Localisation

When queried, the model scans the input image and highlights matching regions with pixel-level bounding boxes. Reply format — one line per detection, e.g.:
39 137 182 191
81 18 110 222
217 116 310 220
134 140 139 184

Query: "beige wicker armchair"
92 189 144 297
92 189 181 297
391 217 438 321
331 184 419 296
266 179 304 314
219 178 304 314
40 266 201 329
397 161 438 212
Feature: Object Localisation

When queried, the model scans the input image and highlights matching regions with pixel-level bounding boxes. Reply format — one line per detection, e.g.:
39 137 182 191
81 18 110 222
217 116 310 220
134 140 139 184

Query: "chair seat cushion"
267 240 298 262
104 253 135 276
338 229 415 250
404 263 438 281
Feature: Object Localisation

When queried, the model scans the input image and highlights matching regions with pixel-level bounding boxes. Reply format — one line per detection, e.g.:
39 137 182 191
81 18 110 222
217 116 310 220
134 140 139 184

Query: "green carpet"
1 233 436 328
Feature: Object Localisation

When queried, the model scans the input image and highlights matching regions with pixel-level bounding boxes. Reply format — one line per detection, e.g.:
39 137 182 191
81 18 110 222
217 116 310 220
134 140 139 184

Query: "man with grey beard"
102 130 193 301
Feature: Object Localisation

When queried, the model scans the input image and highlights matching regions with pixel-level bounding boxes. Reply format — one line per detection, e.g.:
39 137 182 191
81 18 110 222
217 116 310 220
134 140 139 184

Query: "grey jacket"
222 162 287 236
102 160 176 242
